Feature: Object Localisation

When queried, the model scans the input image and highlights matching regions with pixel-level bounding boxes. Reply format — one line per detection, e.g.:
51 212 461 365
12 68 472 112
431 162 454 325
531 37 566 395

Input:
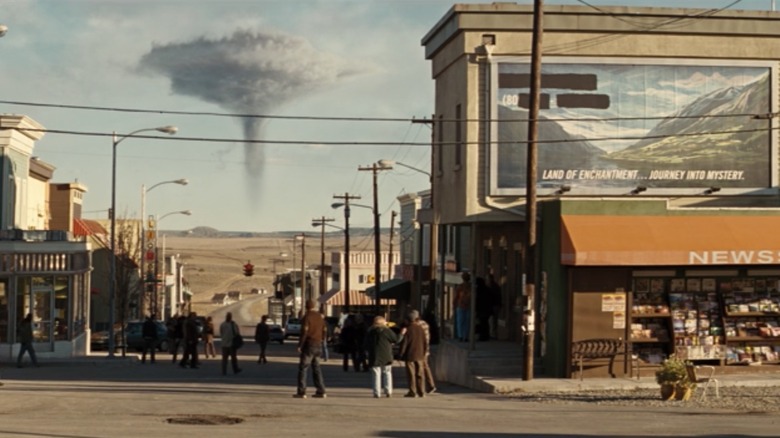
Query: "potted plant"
654 356 695 401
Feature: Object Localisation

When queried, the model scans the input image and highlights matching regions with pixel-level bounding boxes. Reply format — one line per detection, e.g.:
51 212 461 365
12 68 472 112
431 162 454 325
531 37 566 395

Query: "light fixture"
555 185 571 195
630 186 647 195
704 186 721 195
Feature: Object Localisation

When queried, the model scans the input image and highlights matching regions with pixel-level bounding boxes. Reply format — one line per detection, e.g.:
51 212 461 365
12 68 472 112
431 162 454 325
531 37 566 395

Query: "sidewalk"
431 338 780 394
481 372 780 394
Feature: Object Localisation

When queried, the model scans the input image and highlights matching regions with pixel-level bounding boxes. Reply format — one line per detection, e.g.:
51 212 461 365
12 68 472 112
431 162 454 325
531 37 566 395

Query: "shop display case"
721 277 780 364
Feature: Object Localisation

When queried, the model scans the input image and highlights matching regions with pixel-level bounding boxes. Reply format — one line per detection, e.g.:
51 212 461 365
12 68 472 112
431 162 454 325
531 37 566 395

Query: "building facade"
422 4 780 378
0 115 92 358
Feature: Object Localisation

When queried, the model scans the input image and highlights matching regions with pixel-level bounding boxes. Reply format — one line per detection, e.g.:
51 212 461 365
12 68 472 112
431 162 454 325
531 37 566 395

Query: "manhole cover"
166 414 244 425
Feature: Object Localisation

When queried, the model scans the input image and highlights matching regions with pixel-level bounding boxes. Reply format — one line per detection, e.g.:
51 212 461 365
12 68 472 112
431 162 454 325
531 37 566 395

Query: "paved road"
0 342 779 438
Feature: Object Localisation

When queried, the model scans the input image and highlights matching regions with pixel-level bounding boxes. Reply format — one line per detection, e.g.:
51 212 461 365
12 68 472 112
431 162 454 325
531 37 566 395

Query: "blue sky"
0 0 776 232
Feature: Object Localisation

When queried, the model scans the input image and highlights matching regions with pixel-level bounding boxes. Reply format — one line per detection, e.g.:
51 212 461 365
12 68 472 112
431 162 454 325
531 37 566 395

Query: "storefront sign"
689 250 780 265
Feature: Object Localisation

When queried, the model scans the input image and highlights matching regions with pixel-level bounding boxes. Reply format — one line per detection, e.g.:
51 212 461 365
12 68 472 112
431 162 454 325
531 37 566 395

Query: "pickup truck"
285 318 302 339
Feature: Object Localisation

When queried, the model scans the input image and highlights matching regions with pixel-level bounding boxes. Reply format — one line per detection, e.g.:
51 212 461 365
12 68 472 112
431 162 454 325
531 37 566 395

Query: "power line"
8 124 777 147
0 98 764 124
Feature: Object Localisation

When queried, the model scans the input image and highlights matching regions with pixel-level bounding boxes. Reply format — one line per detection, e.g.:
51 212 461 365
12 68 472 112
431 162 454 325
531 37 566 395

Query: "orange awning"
561 215 780 266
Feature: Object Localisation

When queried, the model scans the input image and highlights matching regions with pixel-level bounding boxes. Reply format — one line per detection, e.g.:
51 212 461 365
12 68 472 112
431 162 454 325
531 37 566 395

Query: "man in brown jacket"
399 310 428 397
294 299 328 399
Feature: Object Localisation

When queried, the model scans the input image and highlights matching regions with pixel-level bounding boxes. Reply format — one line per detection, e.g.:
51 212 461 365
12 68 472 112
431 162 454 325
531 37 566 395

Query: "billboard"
490 57 777 195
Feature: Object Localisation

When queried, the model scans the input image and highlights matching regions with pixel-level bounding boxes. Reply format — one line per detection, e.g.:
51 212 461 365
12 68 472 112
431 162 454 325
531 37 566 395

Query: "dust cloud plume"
139 30 362 176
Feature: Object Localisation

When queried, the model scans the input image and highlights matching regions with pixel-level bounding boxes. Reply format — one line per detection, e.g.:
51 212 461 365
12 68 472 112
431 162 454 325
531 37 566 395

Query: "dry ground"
164 234 349 316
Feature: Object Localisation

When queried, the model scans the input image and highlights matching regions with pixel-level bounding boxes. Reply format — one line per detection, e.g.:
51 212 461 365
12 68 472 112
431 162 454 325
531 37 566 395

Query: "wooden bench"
571 338 625 380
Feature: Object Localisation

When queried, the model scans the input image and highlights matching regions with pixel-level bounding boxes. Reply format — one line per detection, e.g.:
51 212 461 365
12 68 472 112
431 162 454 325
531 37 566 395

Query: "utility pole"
333 193 361 314
524 0 544 382
388 210 396 280
412 117 438 331
301 234 306 303
359 163 389 317
312 216 334 309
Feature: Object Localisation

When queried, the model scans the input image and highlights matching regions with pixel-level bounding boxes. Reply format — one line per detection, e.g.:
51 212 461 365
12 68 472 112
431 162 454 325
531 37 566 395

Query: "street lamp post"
140 178 187 316
378 158 433 312
108 125 177 357
297 234 306 303
154 210 192 318
311 217 334 309
332 193 361 314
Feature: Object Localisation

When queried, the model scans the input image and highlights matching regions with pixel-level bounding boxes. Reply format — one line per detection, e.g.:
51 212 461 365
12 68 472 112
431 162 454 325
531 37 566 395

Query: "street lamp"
0 24 8 37
378 159 432 178
140 178 188 316
108 125 177 357
379 158 434 313
155 209 192 318
311 217 335 311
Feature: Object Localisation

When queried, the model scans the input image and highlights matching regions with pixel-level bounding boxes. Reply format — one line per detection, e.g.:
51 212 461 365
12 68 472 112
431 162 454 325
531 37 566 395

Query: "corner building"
422 4 780 378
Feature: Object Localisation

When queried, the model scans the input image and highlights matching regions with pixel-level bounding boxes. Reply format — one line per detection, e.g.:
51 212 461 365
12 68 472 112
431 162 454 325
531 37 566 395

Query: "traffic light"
243 261 254 277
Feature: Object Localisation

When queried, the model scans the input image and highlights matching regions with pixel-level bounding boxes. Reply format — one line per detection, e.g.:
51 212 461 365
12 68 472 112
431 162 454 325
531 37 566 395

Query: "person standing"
171 314 185 363
339 315 360 372
399 310 428 398
365 315 399 398
355 314 369 372
203 316 216 358
254 315 270 364
413 310 437 394
219 312 242 375
294 299 327 399
141 314 158 364
475 277 492 342
455 272 472 342
16 313 38 368
179 312 200 369
488 273 503 340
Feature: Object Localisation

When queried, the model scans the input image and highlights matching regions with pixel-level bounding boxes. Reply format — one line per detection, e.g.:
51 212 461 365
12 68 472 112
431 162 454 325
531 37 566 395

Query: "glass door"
17 276 54 352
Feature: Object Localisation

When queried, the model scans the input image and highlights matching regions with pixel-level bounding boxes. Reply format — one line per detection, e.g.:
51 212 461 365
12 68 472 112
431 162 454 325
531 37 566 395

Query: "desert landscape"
164 228 377 319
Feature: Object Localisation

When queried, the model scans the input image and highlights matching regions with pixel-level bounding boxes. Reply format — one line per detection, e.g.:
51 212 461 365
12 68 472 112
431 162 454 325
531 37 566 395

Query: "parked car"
285 318 302 338
124 320 170 352
269 324 285 344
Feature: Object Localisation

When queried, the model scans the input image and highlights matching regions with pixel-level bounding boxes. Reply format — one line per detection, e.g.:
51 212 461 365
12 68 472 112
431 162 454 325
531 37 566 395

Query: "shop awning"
365 279 411 301
561 215 780 266
318 289 396 306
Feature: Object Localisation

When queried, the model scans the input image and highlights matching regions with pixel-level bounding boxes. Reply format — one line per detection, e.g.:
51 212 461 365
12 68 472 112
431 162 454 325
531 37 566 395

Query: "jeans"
371 365 393 397
405 360 425 397
17 342 37 367
456 308 470 341
141 337 156 363
180 341 199 368
297 343 326 396
221 346 240 374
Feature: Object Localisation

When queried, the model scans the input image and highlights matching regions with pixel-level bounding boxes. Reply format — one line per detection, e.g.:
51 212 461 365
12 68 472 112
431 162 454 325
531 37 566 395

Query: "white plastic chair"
686 364 720 400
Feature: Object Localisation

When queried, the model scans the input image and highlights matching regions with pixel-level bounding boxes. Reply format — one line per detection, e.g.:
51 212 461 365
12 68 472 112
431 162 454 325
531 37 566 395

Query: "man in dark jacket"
179 312 200 369
399 310 428 398
141 314 158 364
365 315 400 398
254 315 270 364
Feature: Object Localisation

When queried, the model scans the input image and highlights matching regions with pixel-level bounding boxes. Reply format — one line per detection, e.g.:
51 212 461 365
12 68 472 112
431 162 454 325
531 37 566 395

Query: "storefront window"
0 280 7 343
54 276 69 340
72 273 86 337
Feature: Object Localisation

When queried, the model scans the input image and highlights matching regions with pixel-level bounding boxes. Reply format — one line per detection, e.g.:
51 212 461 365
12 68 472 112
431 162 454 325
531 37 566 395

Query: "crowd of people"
143 303 441 399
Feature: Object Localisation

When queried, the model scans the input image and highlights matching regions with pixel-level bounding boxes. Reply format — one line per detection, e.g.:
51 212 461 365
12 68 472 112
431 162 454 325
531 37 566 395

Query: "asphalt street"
0 341 778 438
